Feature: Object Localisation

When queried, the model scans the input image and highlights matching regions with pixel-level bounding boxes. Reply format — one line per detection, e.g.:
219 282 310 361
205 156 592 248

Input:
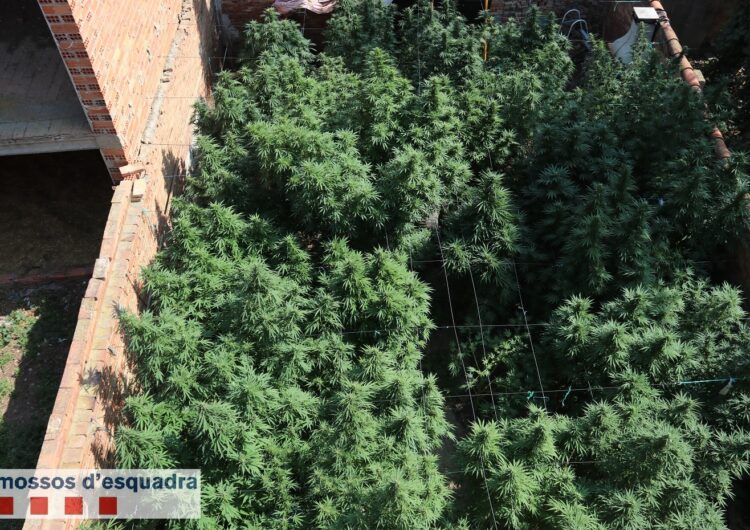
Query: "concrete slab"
0 0 96 156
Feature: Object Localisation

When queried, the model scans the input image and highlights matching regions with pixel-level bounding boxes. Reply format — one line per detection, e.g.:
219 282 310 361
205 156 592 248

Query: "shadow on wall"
88 149 188 468
160 148 189 225
596 0 739 49
191 0 222 88
661 0 739 50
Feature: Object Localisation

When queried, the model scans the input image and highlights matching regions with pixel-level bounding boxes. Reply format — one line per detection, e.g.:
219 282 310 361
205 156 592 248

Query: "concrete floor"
0 0 96 156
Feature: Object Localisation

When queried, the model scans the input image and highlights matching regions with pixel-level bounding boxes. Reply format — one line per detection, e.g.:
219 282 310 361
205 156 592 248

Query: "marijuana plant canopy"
116 2 750 529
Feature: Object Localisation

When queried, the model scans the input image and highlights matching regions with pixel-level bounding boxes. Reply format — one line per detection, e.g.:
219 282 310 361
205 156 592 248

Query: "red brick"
77 298 96 320
70 422 92 436
68 434 88 449
71 319 92 344
76 395 97 411
58 362 83 391
41 5 72 15
25 0 215 510
84 278 105 300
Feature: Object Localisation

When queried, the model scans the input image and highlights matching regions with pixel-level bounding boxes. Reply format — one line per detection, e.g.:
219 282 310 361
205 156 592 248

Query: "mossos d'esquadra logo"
0 469 201 519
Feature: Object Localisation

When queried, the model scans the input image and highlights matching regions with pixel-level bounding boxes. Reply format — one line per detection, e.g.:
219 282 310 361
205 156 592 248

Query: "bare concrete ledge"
0 134 99 156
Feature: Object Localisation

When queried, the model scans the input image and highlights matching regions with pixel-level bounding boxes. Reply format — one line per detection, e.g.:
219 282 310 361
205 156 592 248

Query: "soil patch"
0 279 87 468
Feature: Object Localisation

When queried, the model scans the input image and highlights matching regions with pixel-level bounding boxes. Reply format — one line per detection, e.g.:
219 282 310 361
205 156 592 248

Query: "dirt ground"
0 279 87 468
0 150 113 276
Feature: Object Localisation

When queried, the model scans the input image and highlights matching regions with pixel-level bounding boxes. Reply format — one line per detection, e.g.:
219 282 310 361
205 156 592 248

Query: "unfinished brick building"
0 0 216 527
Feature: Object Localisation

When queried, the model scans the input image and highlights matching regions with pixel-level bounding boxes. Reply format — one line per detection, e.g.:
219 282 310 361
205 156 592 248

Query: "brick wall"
23 0 216 527
217 0 330 45
39 0 215 180
220 0 274 38
661 0 738 49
